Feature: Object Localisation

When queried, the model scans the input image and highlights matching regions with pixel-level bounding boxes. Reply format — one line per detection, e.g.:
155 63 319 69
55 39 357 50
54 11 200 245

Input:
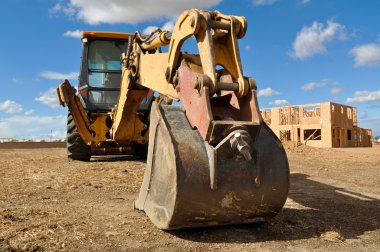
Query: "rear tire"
67 113 91 161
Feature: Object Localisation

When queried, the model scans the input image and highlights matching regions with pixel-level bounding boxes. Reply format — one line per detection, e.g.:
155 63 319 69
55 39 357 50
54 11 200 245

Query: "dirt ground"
0 143 379 251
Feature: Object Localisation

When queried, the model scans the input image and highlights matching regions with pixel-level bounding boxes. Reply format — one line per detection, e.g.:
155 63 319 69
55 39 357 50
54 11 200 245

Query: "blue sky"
0 0 379 139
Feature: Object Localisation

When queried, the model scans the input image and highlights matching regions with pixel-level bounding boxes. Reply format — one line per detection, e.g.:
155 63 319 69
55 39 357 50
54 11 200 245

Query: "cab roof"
82 31 134 40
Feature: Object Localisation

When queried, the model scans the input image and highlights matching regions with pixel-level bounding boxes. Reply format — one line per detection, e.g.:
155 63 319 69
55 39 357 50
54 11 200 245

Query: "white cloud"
162 21 175 31
269 99 289 106
49 3 63 16
39 71 78 80
0 100 23 114
35 88 59 108
290 20 347 59
330 86 343 94
49 3 76 17
24 109 34 116
10 77 22 84
253 0 279 6
346 90 380 103
51 130 66 139
359 111 367 119
301 80 327 91
51 0 221 25
349 43 380 67
0 115 66 140
63 29 83 38
257 87 280 97
142 26 159 35
142 20 175 35
245 45 251 51
298 0 310 5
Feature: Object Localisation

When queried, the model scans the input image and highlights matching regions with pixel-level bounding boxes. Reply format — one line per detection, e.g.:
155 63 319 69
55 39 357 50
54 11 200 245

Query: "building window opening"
347 130 352 140
347 108 352 119
303 105 321 117
304 129 322 141
280 130 291 143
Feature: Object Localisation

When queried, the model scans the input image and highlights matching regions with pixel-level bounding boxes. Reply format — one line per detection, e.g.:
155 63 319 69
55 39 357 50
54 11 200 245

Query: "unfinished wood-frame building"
260 102 372 148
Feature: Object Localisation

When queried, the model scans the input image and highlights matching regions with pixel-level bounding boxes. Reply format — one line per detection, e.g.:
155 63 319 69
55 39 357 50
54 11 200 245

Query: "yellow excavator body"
57 9 289 230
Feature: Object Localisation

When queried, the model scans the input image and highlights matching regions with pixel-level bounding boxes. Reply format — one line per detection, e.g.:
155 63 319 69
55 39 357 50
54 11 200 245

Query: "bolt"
234 132 252 161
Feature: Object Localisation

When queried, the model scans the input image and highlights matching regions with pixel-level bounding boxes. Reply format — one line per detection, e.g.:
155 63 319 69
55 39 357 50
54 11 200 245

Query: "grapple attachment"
135 103 289 230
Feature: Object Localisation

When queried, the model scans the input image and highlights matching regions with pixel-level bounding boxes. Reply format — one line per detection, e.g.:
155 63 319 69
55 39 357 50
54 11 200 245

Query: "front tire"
66 113 91 161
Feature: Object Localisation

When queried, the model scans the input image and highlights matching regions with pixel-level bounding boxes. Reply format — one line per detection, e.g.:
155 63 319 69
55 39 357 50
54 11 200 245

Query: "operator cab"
78 32 132 111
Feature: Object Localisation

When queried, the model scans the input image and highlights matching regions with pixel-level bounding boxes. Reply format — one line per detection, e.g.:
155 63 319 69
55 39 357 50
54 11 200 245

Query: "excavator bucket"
135 102 289 230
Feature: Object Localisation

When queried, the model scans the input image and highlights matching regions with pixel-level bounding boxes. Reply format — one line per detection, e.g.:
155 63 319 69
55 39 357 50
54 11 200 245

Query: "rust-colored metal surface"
177 66 261 145
177 66 213 140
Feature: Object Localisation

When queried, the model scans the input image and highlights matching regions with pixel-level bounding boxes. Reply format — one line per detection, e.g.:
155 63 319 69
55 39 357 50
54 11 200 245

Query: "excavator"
57 9 289 230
